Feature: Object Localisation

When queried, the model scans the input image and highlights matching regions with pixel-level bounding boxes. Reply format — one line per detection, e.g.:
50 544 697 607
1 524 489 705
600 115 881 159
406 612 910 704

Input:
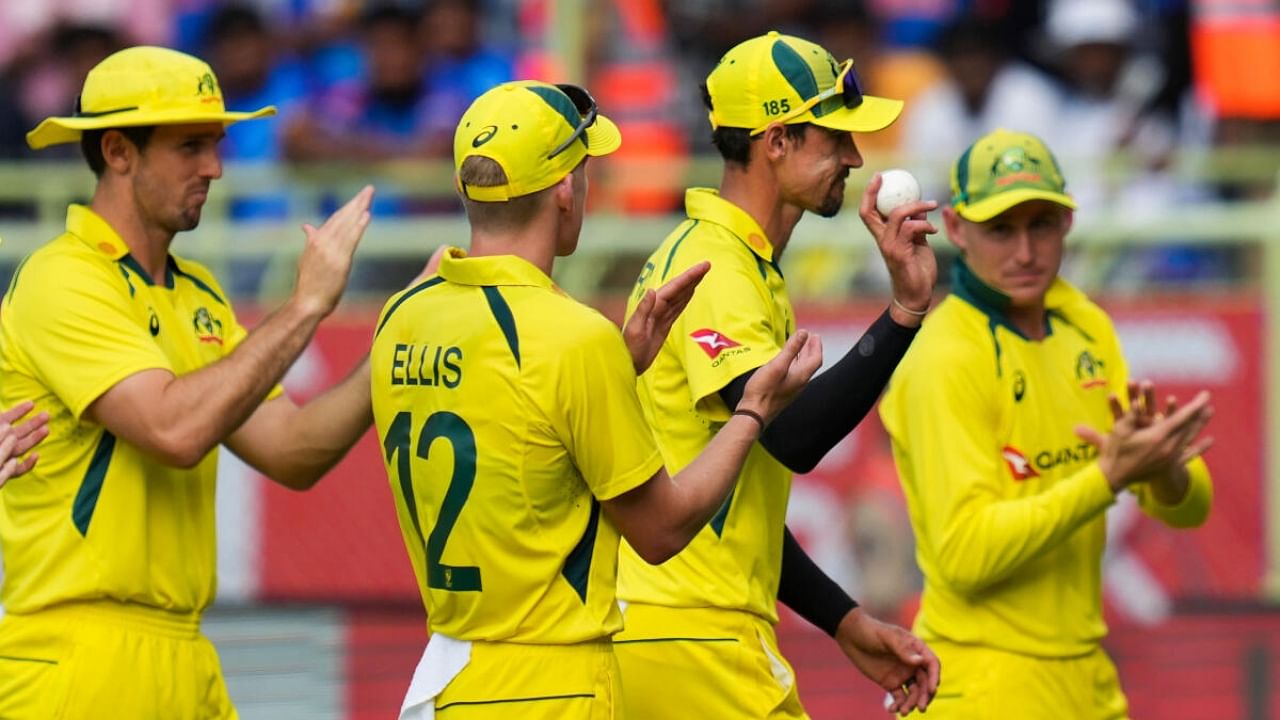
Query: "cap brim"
958 188 1077 222
810 95 903 134
584 113 622 157
27 105 278 150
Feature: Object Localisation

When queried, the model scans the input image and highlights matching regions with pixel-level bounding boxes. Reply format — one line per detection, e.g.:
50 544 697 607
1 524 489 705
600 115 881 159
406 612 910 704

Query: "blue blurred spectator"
175 0 363 92
284 2 460 166
422 0 514 105
203 3 315 297
204 4 310 217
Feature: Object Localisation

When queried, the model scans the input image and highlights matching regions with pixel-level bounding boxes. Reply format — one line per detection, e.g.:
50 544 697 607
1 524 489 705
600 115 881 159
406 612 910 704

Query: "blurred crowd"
1 0 1278 286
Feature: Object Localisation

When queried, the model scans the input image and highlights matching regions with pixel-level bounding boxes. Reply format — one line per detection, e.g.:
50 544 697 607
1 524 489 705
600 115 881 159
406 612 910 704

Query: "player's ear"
101 130 136 175
761 123 791 162
941 206 967 252
553 171 575 214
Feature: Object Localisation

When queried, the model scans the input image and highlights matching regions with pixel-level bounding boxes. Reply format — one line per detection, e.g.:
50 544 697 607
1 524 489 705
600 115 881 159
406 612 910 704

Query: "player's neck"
467 229 555 277
90 187 174 282
718 167 795 259
1007 303 1049 341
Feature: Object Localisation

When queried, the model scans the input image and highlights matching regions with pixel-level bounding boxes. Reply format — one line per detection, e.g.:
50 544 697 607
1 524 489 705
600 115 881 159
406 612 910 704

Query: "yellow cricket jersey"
618 188 796 622
370 249 663 644
880 260 1213 658
0 204 272 615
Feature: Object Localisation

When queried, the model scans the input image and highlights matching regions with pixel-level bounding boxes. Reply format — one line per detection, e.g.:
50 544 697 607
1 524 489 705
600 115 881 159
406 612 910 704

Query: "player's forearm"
260 358 373 489
722 309 917 473
778 525 857 636
152 298 324 465
669 413 760 529
622 414 760 564
933 464 1116 593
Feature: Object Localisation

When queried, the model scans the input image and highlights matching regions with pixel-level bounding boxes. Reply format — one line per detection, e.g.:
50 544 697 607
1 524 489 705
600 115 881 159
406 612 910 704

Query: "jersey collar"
684 188 775 263
952 258 1084 339
65 203 178 287
66 204 129 261
438 246 557 290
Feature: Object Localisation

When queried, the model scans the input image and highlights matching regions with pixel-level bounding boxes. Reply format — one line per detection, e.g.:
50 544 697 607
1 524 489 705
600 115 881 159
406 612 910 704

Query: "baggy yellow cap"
705 31 903 136
27 46 275 150
950 129 1076 222
453 81 622 202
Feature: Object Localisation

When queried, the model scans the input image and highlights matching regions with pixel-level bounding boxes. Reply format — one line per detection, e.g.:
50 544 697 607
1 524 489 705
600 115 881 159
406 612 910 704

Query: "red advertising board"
255 297 1266 609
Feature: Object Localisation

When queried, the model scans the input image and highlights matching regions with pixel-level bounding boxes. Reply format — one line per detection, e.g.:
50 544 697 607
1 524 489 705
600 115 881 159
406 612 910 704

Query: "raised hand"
293 185 375 317
858 174 938 325
623 261 711 374
0 401 50 488
1076 390 1214 493
832 609 939 716
737 329 823 423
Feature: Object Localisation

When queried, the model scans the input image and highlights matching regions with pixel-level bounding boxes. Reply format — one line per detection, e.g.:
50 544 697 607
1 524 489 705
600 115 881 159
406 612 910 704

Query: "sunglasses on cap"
547 83 599 159
749 58 865 135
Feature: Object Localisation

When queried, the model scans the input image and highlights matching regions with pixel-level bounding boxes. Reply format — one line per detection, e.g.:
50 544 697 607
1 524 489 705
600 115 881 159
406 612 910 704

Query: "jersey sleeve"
882 342 1116 595
552 313 663 502
673 263 782 420
7 256 172 419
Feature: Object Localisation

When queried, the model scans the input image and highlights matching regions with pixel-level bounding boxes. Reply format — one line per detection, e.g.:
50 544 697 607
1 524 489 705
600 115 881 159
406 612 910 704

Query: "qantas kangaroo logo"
1002 446 1039 481
690 329 741 359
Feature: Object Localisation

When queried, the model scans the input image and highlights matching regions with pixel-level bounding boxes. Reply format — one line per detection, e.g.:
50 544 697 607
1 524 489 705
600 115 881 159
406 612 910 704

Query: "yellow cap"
705 31 903 136
453 81 621 202
950 129 1076 222
26 46 275 150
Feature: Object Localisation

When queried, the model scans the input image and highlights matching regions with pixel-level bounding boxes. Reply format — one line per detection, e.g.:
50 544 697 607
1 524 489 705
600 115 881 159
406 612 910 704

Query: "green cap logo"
196 73 218 98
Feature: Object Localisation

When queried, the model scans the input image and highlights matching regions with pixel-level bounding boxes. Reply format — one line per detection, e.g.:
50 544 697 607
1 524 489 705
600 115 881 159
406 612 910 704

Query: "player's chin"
815 191 844 218
176 207 203 232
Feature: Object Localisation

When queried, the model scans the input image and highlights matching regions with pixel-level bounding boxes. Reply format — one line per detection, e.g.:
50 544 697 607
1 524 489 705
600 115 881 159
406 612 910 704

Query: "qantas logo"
1002 446 1039 481
690 329 741 359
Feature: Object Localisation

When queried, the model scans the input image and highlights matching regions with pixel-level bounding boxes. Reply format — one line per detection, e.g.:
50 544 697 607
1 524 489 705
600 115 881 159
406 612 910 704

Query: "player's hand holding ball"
858 170 938 326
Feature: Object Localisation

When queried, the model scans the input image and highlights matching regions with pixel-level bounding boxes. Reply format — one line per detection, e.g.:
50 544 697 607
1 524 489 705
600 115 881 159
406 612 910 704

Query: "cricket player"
371 80 822 720
880 128 1215 718
0 46 385 718
615 31 940 718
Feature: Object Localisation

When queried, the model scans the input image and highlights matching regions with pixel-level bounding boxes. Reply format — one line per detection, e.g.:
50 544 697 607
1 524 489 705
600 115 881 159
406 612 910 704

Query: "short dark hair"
700 83 807 166
80 126 156 177
458 155 547 229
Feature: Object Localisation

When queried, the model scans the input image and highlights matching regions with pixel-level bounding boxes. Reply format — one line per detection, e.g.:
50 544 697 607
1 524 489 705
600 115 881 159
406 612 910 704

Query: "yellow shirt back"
370 250 662 644
0 205 262 615
619 189 795 622
880 261 1212 657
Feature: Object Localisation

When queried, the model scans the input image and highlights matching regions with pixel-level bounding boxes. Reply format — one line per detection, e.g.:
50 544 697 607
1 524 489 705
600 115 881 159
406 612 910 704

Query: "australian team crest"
991 147 1043 188
193 307 224 345
1075 350 1107 389
196 72 219 102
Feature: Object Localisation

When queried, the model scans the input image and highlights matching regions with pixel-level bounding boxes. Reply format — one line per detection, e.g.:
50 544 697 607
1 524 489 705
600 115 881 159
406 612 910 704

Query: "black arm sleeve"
719 308 919 473
777 525 857 637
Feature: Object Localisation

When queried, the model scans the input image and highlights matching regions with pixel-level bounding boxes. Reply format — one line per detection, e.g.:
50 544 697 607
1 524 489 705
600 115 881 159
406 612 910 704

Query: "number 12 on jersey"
382 410 482 592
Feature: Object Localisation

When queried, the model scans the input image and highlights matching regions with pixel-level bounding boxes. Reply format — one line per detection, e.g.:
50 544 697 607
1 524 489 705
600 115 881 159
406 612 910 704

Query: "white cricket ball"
876 168 922 216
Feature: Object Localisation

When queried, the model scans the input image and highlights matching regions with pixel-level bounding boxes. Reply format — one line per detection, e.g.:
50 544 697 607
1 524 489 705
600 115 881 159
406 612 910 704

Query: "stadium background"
2 0 1280 717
